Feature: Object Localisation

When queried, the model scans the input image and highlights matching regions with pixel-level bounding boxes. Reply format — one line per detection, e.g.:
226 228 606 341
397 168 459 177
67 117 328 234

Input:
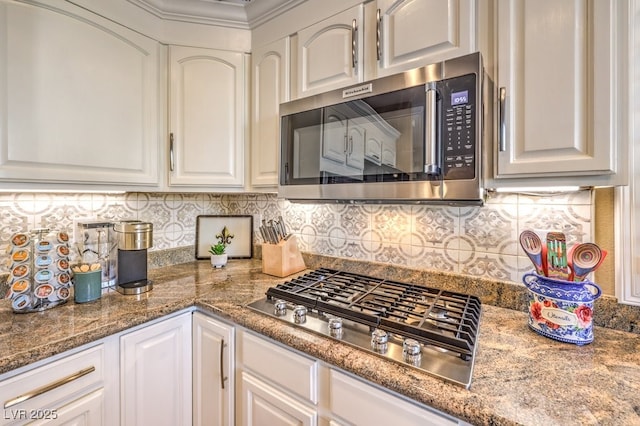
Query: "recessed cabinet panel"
120 313 192 426
169 46 245 187
329 369 458 426
0 0 159 185
239 372 317 426
296 5 364 98
193 313 234 426
495 0 619 179
251 38 289 187
376 0 473 77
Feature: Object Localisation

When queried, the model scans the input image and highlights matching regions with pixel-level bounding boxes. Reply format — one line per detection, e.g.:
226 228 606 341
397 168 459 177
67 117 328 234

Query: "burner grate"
266 268 481 358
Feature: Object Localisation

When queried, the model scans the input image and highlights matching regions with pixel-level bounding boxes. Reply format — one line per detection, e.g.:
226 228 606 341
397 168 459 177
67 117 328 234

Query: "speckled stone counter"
0 259 639 426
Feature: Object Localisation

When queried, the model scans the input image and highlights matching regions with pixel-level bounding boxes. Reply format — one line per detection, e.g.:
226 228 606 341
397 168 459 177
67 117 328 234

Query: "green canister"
73 267 102 303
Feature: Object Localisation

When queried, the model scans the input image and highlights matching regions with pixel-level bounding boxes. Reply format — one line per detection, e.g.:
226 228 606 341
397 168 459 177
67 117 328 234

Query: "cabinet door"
251 38 290 187
295 5 364 98
0 0 160 186
372 0 476 79
495 0 620 179
239 372 317 426
120 313 192 426
193 313 235 426
29 389 105 426
168 46 245 187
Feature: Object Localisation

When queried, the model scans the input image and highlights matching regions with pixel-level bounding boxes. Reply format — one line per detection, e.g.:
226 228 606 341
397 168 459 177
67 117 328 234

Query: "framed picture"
195 215 253 259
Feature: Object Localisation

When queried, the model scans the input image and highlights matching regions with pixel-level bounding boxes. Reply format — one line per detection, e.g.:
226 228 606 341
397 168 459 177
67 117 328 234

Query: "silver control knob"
371 329 388 353
402 338 422 365
328 317 343 338
274 299 287 317
293 305 307 324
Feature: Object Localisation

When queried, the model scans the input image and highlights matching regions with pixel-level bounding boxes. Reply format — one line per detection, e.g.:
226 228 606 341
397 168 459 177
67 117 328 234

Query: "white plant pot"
210 254 228 268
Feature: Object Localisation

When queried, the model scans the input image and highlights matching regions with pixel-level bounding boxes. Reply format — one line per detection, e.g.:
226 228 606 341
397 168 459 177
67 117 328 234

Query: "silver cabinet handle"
376 9 381 61
169 132 175 171
498 87 506 152
4 366 95 409
424 83 440 175
351 19 358 69
219 339 228 390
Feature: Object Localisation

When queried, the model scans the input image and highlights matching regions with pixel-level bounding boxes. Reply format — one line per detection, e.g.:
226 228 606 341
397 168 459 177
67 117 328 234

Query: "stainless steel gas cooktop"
247 268 482 389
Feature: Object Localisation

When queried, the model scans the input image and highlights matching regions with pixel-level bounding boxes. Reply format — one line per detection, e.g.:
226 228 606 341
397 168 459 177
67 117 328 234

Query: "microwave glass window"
281 85 430 186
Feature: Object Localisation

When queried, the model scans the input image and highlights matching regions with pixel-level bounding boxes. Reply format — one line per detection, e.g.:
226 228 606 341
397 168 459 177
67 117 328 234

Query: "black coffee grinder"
114 220 153 295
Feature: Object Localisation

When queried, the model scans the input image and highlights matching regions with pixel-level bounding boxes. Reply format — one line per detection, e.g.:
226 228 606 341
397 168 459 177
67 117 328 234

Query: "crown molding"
127 0 306 29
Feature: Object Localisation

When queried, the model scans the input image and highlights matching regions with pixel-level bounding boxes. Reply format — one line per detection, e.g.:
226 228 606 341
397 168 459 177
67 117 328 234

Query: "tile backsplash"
0 190 593 284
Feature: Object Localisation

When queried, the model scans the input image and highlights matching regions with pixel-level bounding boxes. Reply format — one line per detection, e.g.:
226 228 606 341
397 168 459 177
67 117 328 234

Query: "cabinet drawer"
329 369 459 426
239 331 317 404
0 344 104 424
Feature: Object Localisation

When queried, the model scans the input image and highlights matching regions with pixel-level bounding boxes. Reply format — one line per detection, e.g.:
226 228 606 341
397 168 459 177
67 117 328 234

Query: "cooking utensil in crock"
546 232 569 280
519 230 545 275
569 242 603 282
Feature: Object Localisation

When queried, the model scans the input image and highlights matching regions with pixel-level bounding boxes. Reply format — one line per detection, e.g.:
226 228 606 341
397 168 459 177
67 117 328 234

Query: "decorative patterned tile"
459 251 518 281
369 205 412 245
459 204 518 255
412 206 458 249
0 190 595 284
410 246 456 273
371 244 409 266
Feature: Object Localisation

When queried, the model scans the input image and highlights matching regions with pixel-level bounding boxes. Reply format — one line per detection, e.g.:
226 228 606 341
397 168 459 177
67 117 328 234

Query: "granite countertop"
0 259 639 426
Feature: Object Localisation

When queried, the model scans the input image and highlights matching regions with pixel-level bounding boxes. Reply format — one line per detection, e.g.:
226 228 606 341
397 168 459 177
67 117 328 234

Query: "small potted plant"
209 242 227 268
209 226 234 268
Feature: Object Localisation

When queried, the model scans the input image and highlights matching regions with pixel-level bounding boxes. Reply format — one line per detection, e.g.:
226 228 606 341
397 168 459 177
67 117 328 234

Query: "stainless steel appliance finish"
247 268 482 388
115 220 153 295
278 52 492 205
114 221 153 250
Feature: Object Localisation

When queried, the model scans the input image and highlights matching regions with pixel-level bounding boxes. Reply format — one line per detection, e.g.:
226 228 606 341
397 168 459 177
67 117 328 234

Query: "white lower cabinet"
236 329 319 426
328 369 461 426
120 312 192 426
29 389 105 426
0 338 118 426
0 313 468 426
240 371 317 426
235 329 465 426
192 312 234 426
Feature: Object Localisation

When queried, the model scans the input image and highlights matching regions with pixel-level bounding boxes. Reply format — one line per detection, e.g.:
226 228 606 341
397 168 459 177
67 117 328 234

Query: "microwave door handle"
424 85 440 176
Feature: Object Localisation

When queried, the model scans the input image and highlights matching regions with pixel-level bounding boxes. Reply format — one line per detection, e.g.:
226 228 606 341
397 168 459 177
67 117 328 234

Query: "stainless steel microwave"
278 52 492 205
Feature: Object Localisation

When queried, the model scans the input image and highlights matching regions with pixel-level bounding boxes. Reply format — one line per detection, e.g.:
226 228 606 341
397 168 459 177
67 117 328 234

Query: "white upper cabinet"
371 0 476 79
294 5 364 98
250 37 289 188
0 0 160 188
168 45 246 188
293 1 477 99
493 0 628 185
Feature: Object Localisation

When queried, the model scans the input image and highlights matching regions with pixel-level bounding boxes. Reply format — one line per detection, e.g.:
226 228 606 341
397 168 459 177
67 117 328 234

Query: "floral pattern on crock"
528 295 595 342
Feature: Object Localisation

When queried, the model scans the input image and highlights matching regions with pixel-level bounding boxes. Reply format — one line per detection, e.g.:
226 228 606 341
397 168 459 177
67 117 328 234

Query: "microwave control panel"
440 74 477 180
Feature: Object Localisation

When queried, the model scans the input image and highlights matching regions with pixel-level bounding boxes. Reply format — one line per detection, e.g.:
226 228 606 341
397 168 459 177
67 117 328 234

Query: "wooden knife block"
261 235 306 278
